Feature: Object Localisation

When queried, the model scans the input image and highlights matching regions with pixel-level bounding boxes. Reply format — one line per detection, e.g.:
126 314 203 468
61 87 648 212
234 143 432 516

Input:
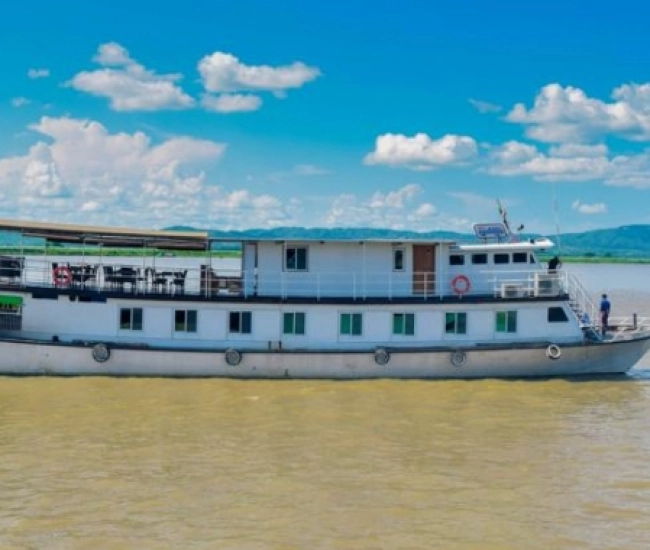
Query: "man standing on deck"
599 294 611 335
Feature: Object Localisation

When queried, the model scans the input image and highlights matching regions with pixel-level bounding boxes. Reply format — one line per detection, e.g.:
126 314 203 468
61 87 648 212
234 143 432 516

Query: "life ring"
92 343 110 363
225 348 242 366
450 350 467 367
374 348 390 366
451 275 471 296
53 265 72 287
546 344 562 360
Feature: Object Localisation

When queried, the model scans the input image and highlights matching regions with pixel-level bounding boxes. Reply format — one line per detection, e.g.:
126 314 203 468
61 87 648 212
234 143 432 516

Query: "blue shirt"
600 298 611 313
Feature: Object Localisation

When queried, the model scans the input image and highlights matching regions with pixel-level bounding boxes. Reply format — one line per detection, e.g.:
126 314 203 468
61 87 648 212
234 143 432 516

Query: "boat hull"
0 336 648 379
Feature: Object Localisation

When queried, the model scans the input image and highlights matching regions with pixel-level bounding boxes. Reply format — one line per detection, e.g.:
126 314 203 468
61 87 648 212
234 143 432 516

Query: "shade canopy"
0 218 210 250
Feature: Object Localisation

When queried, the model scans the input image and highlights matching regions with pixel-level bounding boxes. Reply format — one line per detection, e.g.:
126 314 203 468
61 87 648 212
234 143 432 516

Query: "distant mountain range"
181 224 650 259
1 223 649 259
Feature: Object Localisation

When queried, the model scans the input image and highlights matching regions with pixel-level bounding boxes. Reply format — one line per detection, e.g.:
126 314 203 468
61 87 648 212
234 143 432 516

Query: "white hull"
1 336 648 379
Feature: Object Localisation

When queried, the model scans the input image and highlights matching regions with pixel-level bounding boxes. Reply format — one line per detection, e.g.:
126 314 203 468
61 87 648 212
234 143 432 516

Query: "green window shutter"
458 313 467 334
352 313 362 335
283 313 293 334
393 313 404 334
340 313 351 335
405 313 415 335
295 312 305 335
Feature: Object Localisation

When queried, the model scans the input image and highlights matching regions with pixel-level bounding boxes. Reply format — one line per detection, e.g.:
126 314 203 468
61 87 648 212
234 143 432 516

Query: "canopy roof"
0 218 210 250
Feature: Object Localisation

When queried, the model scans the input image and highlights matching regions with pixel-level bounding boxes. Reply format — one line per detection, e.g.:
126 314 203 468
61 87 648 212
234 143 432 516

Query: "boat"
0 217 648 378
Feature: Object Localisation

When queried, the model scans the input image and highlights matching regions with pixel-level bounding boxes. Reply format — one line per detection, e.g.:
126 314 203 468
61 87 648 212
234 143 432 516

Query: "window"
547 307 569 323
229 311 252 334
393 313 415 335
393 248 405 271
175 309 197 332
285 246 308 271
445 312 467 334
120 307 142 331
513 252 528 264
340 313 362 336
283 312 305 335
496 311 517 333
472 253 488 265
494 253 509 264
449 254 465 266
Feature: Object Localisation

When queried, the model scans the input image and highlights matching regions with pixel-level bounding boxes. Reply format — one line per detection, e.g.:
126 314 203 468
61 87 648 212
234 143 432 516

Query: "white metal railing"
0 255 613 305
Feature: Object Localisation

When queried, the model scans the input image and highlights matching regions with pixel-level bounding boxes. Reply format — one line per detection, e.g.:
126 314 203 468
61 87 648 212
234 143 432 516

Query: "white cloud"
506 83 650 143
291 164 329 176
369 183 420 208
323 184 438 230
488 140 611 181
68 42 195 111
572 200 607 214
0 116 298 229
11 97 31 107
198 52 321 94
27 68 50 79
364 133 478 170
469 98 502 113
487 140 650 188
201 93 262 113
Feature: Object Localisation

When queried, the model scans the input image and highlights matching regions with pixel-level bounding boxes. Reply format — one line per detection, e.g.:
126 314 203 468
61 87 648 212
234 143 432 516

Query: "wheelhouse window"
513 252 528 264
449 254 465 266
496 311 517 333
285 246 308 271
393 313 415 336
494 253 509 264
175 309 197 332
120 307 142 331
445 312 467 334
547 307 569 323
472 253 488 265
340 313 362 336
283 312 305 335
229 311 252 334
393 248 405 271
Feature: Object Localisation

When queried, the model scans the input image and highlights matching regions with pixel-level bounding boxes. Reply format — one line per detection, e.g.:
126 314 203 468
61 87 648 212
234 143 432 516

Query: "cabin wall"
255 242 414 298
16 295 582 350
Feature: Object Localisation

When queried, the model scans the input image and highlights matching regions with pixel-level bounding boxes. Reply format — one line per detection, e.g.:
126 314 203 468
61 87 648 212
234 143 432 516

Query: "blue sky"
2 0 650 234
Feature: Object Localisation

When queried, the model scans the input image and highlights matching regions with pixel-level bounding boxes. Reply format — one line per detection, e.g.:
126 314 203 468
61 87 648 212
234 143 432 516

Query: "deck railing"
0 255 585 302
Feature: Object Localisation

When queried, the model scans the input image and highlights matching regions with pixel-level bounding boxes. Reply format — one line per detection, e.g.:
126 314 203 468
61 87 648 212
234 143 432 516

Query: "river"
0 263 649 549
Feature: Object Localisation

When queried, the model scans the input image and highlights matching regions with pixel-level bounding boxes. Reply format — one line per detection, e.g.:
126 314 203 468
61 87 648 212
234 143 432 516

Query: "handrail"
0 255 622 307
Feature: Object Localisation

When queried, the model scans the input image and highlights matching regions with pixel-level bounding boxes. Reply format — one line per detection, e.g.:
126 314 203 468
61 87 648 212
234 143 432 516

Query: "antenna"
553 183 562 252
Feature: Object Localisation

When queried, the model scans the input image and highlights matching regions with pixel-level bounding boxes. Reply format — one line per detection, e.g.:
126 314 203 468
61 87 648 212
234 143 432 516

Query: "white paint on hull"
0 336 648 379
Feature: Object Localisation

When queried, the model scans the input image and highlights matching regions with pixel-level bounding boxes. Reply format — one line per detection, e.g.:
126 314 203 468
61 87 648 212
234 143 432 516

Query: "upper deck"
0 217 574 304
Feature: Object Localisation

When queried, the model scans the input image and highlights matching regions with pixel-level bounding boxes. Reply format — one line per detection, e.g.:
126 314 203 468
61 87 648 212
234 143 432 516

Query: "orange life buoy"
53 265 72 287
451 275 471 295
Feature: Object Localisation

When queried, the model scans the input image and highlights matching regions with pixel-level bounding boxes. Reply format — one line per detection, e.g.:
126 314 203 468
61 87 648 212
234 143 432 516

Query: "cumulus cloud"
488 141 611 181
506 83 650 143
201 93 262 113
0 116 296 228
323 184 437 230
198 52 320 94
68 42 195 111
364 133 478 170
27 68 50 79
572 200 607 214
469 98 502 113
487 140 650 188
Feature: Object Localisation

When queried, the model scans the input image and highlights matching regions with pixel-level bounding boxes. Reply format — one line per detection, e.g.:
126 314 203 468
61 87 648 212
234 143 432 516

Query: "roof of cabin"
0 218 210 250
0 218 553 251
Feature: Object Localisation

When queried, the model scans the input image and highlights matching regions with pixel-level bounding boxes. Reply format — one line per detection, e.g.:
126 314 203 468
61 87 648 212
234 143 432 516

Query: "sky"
2 0 650 235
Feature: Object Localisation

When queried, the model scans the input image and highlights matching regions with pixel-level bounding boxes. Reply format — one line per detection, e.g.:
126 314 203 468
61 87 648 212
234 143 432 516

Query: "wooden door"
412 245 435 295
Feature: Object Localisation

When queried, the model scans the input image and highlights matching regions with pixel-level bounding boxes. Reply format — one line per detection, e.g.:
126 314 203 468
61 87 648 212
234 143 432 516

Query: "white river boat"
0 218 648 378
